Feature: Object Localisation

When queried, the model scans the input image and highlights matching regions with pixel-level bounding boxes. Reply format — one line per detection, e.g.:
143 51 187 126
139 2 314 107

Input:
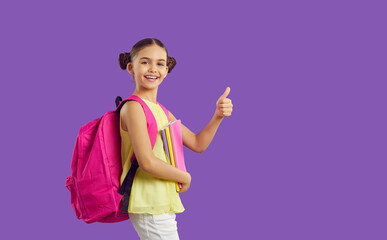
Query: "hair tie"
119 52 132 70
167 56 176 73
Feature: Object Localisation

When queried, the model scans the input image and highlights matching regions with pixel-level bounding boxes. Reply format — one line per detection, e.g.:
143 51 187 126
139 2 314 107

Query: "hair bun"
167 56 176 73
118 52 131 70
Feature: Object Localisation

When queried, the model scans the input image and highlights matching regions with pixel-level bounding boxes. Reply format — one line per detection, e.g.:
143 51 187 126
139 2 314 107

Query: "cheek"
133 65 146 75
160 67 168 75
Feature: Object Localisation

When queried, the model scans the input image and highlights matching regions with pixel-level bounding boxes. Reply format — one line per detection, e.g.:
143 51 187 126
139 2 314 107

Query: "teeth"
145 76 158 79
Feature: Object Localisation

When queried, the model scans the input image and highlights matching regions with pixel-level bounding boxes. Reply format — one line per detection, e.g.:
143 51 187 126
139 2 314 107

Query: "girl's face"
128 44 169 91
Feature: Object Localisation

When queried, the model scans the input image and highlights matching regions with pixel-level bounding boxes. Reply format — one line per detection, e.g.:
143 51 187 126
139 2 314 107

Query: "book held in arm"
161 130 171 165
161 120 187 192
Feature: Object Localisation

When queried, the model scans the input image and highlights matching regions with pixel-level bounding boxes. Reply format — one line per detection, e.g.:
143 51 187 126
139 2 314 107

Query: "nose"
148 63 157 73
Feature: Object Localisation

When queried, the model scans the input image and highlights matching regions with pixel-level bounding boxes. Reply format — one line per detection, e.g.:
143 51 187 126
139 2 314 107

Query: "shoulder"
120 100 146 122
121 100 142 112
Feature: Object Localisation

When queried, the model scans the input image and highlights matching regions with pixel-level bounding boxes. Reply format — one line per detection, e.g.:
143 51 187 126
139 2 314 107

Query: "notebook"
161 130 171 165
161 120 186 192
169 120 187 173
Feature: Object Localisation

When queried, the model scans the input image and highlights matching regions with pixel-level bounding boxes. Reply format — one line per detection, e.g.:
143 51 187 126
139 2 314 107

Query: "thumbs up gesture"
215 87 233 118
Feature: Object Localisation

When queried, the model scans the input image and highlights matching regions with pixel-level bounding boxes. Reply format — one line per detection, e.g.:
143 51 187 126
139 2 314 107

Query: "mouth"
144 75 159 82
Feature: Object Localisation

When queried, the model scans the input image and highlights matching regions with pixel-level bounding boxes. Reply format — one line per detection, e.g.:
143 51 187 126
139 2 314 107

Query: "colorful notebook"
161 120 186 192
169 120 187 173
161 130 171 165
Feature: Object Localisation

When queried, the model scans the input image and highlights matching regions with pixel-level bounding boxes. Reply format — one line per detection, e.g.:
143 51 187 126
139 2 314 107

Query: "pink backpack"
65 95 169 224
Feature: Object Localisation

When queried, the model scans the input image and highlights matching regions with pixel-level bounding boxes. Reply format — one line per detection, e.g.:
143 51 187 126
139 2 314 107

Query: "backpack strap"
115 95 155 147
115 95 169 214
115 95 166 150
157 102 170 122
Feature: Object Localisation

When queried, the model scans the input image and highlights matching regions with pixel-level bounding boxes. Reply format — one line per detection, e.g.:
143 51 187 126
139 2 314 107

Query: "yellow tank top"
120 98 185 214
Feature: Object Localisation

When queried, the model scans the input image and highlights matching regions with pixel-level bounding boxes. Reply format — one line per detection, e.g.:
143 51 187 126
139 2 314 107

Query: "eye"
141 61 148 65
158 63 165 66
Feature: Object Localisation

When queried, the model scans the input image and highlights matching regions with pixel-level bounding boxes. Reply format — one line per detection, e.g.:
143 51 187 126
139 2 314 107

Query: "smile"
144 75 159 81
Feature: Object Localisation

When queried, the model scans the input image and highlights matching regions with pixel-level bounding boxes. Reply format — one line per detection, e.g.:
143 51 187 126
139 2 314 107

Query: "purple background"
1 0 386 239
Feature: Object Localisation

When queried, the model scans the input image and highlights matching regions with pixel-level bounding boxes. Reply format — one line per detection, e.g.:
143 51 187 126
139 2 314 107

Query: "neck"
133 88 158 104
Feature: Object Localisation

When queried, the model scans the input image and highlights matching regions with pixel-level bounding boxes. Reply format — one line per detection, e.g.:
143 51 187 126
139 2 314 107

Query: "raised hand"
215 87 233 118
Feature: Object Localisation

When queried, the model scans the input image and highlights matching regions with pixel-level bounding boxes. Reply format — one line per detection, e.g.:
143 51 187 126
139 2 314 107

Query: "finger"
219 105 233 111
219 87 231 100
218 105 233 111
222 111 232 117
219 98 231 104
223 98 232 104
180 186 188 193
223 108 233 114
218 102 232 107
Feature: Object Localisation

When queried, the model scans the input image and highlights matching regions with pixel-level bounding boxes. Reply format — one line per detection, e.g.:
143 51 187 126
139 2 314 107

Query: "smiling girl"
118 38 233 240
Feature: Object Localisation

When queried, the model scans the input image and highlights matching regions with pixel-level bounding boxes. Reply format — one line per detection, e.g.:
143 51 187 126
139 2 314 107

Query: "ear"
127 62 134 75
165 66 169 76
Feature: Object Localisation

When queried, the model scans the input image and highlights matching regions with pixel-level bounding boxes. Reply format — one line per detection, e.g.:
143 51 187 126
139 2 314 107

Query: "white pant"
129 212 180 240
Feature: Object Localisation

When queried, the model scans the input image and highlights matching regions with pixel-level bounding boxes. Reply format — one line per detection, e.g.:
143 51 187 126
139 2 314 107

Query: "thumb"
219 87 231 100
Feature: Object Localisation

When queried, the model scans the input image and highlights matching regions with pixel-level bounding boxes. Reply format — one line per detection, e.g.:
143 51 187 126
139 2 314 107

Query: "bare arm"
170 87 233 153
121 101 191 191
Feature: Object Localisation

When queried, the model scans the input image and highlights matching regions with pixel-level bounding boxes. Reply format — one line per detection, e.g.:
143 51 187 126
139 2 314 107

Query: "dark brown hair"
119 38 176 73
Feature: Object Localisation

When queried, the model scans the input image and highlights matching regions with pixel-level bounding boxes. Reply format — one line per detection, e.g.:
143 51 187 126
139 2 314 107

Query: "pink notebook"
169 120 187 173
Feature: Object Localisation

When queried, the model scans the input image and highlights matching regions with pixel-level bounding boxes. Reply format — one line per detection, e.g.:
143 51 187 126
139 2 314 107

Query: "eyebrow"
139 57 166 62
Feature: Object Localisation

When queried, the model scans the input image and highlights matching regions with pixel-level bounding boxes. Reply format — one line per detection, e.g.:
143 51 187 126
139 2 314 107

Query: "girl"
118 38 233 240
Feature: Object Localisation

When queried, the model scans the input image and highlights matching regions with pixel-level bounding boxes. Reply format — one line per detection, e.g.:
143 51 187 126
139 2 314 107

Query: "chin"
144 83 160 90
